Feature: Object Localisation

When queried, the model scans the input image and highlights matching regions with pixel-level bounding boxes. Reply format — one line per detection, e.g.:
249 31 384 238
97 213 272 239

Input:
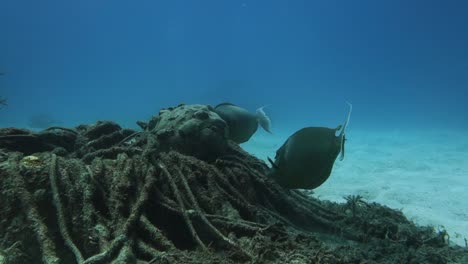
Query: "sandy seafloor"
242 128 468 246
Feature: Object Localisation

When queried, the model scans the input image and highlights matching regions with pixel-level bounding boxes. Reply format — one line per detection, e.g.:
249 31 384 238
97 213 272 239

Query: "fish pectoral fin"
267 157 280 170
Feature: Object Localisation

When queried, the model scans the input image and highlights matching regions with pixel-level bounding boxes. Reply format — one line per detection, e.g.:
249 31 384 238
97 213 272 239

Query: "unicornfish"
268 102 352 189
214 103 272 144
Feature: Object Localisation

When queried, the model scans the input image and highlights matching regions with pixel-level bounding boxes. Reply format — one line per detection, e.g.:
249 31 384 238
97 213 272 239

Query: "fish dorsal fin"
338 102 352 161
214 102 236 109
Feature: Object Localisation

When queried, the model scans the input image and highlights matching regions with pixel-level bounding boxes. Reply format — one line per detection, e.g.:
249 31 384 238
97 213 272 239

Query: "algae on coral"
0 104 466 264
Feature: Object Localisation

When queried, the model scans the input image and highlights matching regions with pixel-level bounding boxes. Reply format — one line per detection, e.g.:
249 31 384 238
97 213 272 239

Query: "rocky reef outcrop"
0 104 466 264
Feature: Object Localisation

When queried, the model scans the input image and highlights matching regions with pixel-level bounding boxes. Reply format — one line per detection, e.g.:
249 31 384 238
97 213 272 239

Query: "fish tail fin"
256 105 272 133
267 157 279 170
339 102 352 161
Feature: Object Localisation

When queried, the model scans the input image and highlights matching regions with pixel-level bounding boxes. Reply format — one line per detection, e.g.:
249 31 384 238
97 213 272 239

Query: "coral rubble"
0 104 466 264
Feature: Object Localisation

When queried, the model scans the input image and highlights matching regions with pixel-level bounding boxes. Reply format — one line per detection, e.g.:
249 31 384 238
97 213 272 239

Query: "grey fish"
268 102 352 189
214 103 272 144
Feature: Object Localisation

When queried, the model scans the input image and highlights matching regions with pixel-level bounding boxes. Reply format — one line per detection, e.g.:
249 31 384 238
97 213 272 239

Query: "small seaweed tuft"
344 194 368 218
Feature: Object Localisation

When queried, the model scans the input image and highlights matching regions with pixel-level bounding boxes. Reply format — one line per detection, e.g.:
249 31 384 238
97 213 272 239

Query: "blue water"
1 0 467 131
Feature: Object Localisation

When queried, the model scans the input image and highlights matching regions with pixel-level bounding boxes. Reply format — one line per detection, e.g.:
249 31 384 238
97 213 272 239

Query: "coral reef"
0 104 467 264
146 104 229 160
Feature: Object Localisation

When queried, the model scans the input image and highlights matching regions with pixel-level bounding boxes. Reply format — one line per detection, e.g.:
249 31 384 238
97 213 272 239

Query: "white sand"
242 128 468 246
